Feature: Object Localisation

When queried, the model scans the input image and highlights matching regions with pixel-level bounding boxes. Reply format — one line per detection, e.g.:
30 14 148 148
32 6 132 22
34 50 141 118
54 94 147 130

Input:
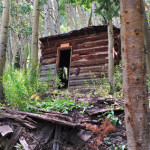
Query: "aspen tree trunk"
7 31 12 66
54 0 60 34
0 0 10 100
70 4 78 30
44 4 49 36
77 6 87 28
120 0 149 149
48 0 56 35
65 1 74 31
142 1 150 75
31 0 40 78
92 2 98 26
108 19 114 89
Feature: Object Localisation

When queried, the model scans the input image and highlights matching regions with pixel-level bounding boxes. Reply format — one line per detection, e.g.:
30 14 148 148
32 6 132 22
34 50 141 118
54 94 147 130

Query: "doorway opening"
57 49 71 89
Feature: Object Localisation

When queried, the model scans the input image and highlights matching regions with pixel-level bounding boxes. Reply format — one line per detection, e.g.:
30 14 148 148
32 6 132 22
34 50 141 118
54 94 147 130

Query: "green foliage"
3 67 49 111
67 0 119 19
14 50 20 69
95 0 119 20
55 68 64 88
105 109 122 127
28 96 89 114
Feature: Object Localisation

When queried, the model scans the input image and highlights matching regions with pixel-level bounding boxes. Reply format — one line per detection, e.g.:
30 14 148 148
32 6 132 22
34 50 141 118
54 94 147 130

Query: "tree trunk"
120 0 149 149
44 4 49 36
70 4 78 30
30 0 40 78
0 0 10 100
108 19 114 89
142 1 150 75
48 0 56 35
65 1 74 31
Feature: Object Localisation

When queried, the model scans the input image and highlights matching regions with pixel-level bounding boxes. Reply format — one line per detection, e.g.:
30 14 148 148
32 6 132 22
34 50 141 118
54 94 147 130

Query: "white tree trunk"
31 0 40 77
108 19 114 89
53 0 60 34
48 0 56 35
44 4 49 36
77 6 87 28
70 4 78 30
65 1 74 31
0 0 10 100
92 2 98 26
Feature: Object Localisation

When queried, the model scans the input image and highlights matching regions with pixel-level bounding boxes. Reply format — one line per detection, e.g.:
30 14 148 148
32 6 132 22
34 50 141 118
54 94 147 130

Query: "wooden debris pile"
0 97 125 150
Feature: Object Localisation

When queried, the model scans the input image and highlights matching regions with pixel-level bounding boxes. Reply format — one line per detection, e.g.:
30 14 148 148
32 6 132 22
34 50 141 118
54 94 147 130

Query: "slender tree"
0 0 11 100
30 0 40 78
120 0 149 149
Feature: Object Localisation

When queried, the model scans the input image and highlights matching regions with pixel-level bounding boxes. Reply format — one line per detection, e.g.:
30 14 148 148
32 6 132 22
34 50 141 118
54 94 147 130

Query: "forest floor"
0 88 127 150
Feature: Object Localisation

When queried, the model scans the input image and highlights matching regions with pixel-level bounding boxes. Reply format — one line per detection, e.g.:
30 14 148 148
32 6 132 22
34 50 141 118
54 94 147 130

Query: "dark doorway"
57 49 71 89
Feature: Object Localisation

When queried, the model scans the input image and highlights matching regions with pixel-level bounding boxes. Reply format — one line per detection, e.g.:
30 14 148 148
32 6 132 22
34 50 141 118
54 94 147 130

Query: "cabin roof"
40 25 120 43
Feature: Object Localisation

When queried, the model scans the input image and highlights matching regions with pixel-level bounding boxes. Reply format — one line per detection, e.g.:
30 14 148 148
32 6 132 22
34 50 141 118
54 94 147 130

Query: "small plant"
55 68 64 88
109 144 127 150
27 96 90 114
105 109 122 127
3 66 49 111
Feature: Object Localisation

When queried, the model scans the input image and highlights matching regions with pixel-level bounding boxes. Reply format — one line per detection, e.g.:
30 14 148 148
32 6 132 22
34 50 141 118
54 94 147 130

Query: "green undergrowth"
28 96 89 114
3 66 49 111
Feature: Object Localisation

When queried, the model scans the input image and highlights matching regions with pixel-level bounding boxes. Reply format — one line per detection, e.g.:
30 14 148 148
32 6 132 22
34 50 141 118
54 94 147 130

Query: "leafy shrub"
28 96 89 114
3 66 49 110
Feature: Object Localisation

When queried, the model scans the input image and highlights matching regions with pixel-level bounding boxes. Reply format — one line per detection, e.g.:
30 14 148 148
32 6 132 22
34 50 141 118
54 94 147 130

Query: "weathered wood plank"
42 53 57 58
73 40 108 50
73 46 108 55
71 53 108 62
5 127 23 150
71 59 108 68
41 32 107 50
69 74 107 80
40 58 56 65
40 64 56 70
70 65 108 75
40 70 55 76
69 78 102 86
0 125 13 137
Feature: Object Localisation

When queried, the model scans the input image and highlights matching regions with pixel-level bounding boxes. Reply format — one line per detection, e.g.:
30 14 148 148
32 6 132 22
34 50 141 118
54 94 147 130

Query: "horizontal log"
71 59 108 68
40 70 55 76
71 53 108 62
70 65 108 75
73 46 108 55
40 64 56 70
73 40 108 50
41 32 107 50
42 47 57 55
69 78 102 86
40 58 56 65
69 74 107 80
40 76 55 81
43 53 57 58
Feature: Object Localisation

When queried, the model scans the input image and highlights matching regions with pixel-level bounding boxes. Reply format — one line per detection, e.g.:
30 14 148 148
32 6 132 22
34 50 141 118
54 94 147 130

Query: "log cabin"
39 25 120 89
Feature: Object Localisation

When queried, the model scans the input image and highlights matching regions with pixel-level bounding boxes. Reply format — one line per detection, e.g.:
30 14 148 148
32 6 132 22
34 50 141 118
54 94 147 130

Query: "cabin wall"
40 31 120 88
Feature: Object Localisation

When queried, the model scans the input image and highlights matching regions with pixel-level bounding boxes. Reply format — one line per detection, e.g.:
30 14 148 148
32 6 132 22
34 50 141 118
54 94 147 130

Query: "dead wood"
52 124 61 150
5 127 23 150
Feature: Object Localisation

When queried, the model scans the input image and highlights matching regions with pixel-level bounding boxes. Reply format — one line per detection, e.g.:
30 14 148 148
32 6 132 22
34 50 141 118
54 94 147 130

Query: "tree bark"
120 0 149 149
0 0 10 100
108 19 114 89
31 0 40 78
65 1 74 31
142 1 150 75
44 4 49 36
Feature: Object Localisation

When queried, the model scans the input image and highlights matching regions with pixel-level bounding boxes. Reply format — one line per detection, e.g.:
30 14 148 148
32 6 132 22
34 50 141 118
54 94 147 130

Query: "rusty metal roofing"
40 25 119 42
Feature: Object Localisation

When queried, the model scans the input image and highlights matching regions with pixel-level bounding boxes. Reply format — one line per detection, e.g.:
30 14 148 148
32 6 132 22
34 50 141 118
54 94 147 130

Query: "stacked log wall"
40 30 120 88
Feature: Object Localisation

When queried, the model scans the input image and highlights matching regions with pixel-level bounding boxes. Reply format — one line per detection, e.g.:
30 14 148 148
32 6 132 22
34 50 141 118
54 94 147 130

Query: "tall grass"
3 66 49 110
